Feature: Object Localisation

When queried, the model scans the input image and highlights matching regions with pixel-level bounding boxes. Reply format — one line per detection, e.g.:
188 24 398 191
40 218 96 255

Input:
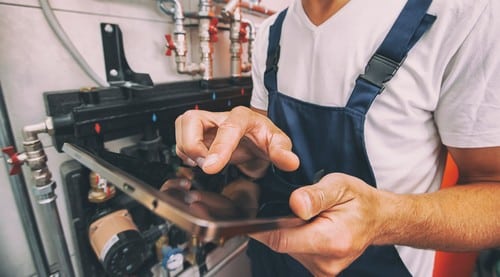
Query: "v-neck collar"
294 0 356 32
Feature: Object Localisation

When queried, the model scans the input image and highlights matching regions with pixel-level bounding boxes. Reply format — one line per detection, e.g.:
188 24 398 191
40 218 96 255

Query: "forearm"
375 183 500 251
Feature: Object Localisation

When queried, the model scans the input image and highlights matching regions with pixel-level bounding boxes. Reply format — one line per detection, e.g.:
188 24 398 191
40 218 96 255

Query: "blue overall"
247 0 436 276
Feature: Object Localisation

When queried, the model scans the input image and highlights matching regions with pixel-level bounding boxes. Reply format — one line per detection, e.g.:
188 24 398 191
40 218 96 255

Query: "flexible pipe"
39 0 108 87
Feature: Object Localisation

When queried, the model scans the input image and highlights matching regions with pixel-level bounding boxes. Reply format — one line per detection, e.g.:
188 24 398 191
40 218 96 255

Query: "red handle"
239 22 249 43
209 18 219 43
2 146 23 175
165 34 177 56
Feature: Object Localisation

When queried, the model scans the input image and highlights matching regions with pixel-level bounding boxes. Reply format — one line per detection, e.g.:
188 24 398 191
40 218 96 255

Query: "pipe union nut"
32 181 56 197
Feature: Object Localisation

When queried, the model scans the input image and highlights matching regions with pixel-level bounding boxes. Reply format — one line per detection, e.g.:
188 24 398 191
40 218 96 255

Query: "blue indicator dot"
212 92 216 100
152 113 157 122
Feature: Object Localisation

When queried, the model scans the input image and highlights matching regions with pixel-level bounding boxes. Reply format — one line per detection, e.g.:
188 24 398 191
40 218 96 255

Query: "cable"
39 0 108 87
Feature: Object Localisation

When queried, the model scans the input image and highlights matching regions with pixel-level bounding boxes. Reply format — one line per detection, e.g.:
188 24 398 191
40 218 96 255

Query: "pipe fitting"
241 18 254 73
21 117 53 142
32 180 56 204
221 0 240 18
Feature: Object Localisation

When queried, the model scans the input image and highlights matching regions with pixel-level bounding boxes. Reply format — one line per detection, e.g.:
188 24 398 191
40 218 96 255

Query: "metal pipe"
221 0 240 18
226 2 254 78
215 0 275 16
198 0 216 80
205 238 249 277
228 4 243 78
0 84 50 276
198 16 214 80
241 18 255 73
22 120 75 277
159 0 205 76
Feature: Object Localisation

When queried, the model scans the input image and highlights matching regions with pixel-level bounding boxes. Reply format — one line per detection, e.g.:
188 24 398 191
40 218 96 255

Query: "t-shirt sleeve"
249 19 272 111
435 0 500 148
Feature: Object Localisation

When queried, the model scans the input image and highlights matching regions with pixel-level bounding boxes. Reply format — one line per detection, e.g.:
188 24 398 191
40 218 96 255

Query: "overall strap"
264 9 288 93
346 0 436 114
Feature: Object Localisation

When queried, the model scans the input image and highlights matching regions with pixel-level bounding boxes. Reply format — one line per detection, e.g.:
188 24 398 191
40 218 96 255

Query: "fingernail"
202 154 219 168
185 158 197 167
299 191 312 219
195 157 205 167
179 179 190 189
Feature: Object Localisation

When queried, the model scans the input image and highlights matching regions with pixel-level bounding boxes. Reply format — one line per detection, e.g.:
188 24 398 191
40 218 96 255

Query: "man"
174 0 500 275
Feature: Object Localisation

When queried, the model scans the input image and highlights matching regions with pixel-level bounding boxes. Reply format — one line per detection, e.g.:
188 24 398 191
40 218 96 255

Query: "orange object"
432 153 478 277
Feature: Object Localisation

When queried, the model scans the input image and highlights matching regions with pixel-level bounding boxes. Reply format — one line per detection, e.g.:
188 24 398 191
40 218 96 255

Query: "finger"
175 110 220 166
243 111 299 171
289 173 351 220
249 217 333 254
267 133 300 171
160 178 192 192
175 150 197 167
186 191 243 219
175 166 195 180
202 107 253 173
204 106 299 173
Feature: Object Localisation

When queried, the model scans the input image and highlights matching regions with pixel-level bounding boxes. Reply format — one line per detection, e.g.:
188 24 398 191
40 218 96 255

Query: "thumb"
289 174 349 220
268 133 300 171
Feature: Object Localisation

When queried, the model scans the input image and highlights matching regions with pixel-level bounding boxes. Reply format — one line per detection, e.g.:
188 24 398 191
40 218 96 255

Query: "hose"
39 0 108 87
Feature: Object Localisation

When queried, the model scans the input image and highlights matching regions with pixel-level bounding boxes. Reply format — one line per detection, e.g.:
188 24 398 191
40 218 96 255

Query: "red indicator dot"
94 123 101 134
241 88 245 95
195 104 199 110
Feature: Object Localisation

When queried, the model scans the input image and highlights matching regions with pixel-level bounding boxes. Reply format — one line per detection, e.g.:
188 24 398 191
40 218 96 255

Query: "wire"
39 0 108 87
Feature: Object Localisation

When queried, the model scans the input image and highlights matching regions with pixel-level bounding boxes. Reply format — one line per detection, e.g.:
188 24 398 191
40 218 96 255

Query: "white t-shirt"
250 0 500 276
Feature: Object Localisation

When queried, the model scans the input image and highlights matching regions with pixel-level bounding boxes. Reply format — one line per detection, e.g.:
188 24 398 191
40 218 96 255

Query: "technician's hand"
175 106 299 178
250 173 390 277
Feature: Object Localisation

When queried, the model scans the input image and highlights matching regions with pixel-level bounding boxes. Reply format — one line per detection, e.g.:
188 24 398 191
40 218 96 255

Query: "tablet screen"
62 143 303 242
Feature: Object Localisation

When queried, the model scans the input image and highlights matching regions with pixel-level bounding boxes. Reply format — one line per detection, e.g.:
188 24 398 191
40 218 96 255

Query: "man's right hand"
174 106 299 178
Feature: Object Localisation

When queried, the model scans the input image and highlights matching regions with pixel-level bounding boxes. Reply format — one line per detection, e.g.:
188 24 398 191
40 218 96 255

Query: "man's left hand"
250 173 391 276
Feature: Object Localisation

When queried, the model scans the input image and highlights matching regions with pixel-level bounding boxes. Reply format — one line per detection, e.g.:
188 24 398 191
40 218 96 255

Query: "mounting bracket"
100 23 154 88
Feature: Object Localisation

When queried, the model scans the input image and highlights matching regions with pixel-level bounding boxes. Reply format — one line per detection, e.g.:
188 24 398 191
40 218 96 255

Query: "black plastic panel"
44 77 252 152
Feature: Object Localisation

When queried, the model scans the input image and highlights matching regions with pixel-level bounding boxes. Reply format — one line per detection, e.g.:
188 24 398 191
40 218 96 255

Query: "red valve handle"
239 22 249 43
165 34 177 56
209 18 219 43
2 146 23 175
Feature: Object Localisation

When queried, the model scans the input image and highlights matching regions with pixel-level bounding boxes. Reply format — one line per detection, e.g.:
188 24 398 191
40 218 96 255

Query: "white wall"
0 0 289 276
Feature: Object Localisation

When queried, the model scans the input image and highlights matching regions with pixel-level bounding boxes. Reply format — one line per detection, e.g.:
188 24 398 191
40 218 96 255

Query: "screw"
109 69 118 77
104 24 114 33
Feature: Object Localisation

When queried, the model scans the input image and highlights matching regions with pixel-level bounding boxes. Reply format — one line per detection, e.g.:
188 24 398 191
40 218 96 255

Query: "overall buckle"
360 54 404 91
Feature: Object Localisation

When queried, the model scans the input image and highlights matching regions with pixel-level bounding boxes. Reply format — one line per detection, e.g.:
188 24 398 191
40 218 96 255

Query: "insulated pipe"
39 0 108 87
0 85 50 277
22 120 75 277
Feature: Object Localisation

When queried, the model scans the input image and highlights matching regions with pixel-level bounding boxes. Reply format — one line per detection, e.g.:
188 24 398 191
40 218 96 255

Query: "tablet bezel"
62 143 305 243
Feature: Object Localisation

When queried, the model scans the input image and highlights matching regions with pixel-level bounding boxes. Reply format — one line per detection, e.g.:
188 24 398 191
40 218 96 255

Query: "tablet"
62 143 305 243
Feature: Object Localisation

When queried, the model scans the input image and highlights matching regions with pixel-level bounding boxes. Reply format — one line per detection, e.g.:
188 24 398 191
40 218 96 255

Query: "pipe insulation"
39 0 108 87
